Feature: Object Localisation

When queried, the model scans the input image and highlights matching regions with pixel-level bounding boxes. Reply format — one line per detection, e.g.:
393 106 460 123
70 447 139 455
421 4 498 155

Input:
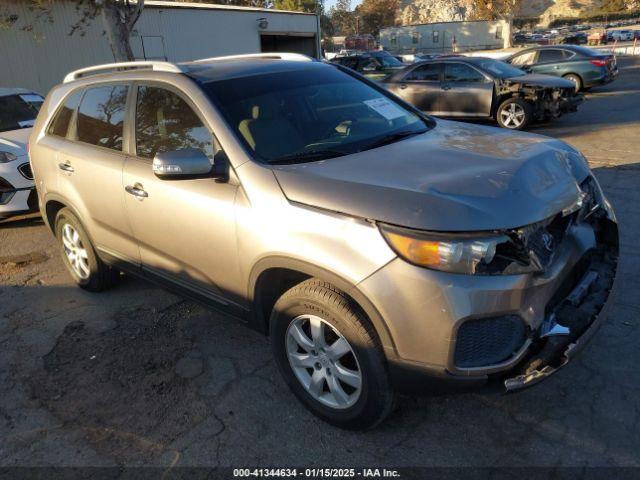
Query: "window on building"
496 26 503 39
444 63 486 83
48 90 82 138
135 86 215 160
76 85 128 151
412 32 419 44
390 36 397 46
433 31 439 43
405 63 441 81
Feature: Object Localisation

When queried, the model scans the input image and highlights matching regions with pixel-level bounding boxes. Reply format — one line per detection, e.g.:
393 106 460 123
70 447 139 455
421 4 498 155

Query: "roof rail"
63 61 184 83
190 52 315 64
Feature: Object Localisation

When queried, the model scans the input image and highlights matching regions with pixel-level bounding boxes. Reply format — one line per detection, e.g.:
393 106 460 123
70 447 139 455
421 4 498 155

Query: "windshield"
0 93 43 133
203 65 429 164
474 59 526 78
374 54 404 68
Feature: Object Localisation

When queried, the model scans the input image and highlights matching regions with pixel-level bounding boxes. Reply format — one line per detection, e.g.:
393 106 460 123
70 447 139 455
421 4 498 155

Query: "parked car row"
329 45 618 131
0 88 43 219
20 53 618 429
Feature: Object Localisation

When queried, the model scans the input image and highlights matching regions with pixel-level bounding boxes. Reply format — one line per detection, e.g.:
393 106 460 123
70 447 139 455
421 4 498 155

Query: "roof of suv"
62 54 321 85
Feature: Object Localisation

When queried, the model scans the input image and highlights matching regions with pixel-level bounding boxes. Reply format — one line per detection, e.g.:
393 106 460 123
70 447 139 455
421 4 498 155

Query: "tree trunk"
503 16 513 49
101 1 135 62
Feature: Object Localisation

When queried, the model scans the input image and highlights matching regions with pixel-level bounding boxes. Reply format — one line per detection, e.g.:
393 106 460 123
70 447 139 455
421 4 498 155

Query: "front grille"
18 162 33 180
454 315 526 368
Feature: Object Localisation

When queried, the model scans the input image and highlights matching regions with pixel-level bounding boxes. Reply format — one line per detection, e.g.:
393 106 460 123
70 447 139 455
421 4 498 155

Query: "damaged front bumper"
504 241 617 391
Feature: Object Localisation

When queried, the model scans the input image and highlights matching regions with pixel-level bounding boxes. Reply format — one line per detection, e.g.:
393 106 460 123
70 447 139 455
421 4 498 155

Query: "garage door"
260 34 317 58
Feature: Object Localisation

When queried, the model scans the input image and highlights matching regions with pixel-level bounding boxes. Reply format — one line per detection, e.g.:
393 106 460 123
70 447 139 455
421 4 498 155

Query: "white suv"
0 88 43 219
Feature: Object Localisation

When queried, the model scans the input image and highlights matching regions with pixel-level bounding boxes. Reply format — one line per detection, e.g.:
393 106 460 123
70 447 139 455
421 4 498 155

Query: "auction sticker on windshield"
364 98 406 120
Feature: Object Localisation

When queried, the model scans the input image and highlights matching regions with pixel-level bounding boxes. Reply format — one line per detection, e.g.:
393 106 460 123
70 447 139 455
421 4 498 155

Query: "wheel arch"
248 256 398 358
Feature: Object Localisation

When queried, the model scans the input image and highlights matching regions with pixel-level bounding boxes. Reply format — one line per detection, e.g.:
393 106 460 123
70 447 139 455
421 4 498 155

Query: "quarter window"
444 63 485 83
405 63 440 81
135 86 214 160
76 85 128 151
48 90 82 138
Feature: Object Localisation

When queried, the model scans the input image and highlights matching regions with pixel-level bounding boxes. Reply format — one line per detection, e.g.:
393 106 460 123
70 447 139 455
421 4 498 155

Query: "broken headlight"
379 223 513 275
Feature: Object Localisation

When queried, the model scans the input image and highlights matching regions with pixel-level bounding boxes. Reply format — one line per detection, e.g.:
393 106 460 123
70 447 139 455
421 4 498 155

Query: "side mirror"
152 148 227 180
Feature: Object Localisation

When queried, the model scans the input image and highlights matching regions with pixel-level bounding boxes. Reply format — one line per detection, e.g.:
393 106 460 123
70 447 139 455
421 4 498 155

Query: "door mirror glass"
152 148 213 179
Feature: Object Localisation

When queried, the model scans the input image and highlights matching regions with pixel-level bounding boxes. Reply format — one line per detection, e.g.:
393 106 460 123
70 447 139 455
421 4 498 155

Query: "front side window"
76 85 128 151
0 93 44 133
510 51 537 66
444 63 486 83
48 90 82 138
135 86 214 160
405 63 441 81
203 65 429 164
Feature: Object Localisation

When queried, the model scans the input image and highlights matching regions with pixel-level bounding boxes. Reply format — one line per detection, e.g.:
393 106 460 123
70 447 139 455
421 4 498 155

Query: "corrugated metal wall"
0 2 318 95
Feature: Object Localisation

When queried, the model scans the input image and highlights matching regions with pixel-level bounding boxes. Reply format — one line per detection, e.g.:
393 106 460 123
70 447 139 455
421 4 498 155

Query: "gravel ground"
0 57 639 472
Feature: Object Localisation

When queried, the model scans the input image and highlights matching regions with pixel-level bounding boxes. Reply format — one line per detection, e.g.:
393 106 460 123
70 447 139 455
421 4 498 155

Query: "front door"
122 84 242 308
440 62 493 117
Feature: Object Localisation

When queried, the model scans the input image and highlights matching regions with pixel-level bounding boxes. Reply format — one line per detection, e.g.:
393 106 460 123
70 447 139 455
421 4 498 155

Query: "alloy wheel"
61 223 90 279
500 102 526 128
286 314 362 409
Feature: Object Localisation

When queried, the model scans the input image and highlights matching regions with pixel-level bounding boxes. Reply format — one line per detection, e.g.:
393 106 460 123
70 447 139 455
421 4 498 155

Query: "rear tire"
270 279 394 430
55 208 118 292
496 97 532 130
564 73 583 93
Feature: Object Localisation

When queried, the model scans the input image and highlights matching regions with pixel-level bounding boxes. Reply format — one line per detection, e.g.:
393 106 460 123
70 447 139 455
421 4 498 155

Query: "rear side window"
135 86 214 160
444 63 485 83
76 85 128 151
538 49 565 63
48 90 82 138
405 63 440 81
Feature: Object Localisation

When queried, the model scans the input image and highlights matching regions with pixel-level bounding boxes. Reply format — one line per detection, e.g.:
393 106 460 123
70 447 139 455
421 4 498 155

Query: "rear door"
122 83 242 309
440 62 493 117
532 48 572 76
388 62 442 113
56 83 139 264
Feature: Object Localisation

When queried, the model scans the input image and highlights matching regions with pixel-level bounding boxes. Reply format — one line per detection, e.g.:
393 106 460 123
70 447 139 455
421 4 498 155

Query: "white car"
609 30 634 41
0 88 43 220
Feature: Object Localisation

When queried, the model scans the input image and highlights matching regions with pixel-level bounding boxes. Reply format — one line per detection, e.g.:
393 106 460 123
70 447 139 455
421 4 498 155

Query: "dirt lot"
1 57 639 471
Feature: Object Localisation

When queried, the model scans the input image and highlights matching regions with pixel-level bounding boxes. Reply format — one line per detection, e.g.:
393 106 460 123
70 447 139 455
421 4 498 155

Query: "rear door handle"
58 162 74 173
125 184 148 199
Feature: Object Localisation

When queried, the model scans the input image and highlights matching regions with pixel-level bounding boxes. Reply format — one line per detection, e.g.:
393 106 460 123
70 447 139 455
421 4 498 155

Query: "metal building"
0 0 320 94
380 19 509 55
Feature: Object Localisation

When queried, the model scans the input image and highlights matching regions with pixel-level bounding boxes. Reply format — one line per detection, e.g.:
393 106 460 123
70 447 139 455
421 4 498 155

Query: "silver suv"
30 54 618 429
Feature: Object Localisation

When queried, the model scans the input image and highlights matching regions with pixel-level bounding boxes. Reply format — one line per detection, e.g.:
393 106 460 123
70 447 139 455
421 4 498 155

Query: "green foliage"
355 0 398 36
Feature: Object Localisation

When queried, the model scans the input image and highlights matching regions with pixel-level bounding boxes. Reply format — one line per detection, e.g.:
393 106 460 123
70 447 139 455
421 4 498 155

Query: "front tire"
55 208 118 292
270 279 394 430
496 97 532 130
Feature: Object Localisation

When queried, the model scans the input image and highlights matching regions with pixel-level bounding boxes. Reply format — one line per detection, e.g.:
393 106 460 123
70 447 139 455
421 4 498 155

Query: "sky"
324 0 362 11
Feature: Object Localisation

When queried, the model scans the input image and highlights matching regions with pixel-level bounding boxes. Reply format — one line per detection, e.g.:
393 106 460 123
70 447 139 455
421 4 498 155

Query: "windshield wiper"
269 149 347 165
363 129 427 151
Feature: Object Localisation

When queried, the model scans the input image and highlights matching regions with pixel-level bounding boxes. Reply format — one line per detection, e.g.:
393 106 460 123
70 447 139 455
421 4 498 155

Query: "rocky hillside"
397 0 639 26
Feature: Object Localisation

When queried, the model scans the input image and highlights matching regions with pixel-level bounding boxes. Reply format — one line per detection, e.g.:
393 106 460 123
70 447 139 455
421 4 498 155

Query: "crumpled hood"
504 73 575 89
272 120 589 232
0 128 31 157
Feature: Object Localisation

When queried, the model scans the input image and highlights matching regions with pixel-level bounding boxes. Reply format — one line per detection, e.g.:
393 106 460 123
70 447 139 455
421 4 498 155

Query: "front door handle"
58 162 74 173
125 184 148 199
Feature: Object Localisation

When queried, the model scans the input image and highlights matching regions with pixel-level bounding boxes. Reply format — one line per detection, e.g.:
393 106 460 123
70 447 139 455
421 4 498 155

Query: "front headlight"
0 151 18 163
379 223 508 275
